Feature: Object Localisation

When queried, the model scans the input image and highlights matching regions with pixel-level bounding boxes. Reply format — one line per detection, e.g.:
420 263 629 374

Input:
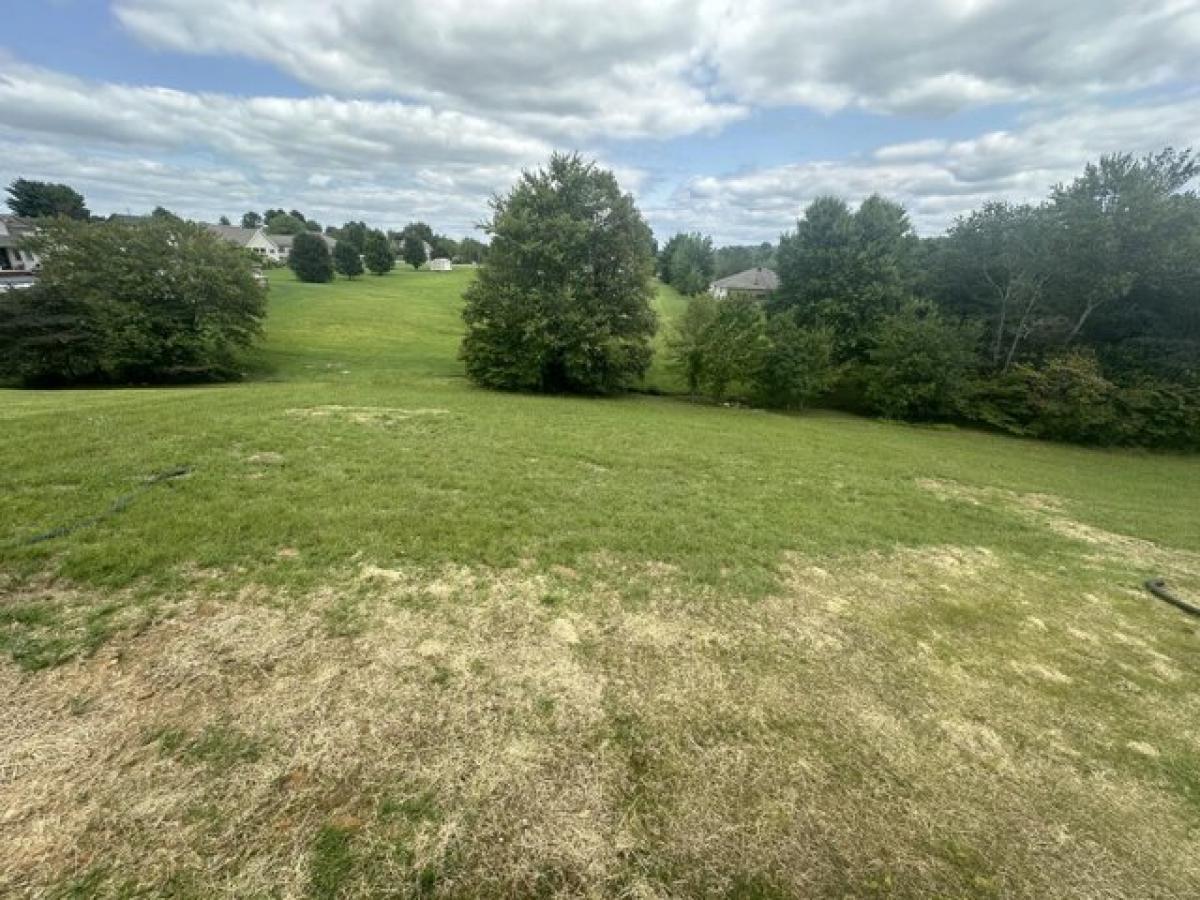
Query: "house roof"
711 267 779 293
205 223 262 247
0 215 37 248
269 232 336 250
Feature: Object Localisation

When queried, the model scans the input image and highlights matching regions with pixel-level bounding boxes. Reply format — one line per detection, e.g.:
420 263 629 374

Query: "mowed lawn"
2 267 1200 898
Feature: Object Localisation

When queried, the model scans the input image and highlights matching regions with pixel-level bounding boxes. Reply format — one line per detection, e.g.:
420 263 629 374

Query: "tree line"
671 148 1200 449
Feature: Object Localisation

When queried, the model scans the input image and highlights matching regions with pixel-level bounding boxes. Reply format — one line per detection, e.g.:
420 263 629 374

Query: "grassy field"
2 267 1199 898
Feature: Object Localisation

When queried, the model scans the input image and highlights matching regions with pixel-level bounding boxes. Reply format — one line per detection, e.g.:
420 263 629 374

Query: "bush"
670 294 719 393
333 239 363 279
460 153 657 393
758 315 837 410
670 295 767 400
289 232 334 283
0 218 265 385
860 301 979 419
960 352 1200 449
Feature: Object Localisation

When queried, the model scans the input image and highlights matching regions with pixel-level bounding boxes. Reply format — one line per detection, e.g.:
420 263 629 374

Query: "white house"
0 216 40 291
428 257 453 272
265 232 337 259
205 224 287 263
709 267 779 300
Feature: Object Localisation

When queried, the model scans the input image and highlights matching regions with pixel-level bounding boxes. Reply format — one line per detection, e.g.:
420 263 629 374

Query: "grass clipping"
3 527 1200 896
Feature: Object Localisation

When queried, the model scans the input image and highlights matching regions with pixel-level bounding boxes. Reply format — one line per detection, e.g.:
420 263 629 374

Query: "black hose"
1144 578 1200 618
5 465 192 548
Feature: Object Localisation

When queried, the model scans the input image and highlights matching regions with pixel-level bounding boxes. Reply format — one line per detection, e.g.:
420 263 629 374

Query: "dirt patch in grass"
286 406 451 426
3 548 1199 897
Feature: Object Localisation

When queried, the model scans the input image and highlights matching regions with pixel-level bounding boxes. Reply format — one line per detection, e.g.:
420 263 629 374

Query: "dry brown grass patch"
3 549 1199 897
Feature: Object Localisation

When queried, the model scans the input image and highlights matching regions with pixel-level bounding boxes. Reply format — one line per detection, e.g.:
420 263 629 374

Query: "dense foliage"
713 243 777 280
363 230 395 275
0 218 265 385
5 178 90 220
333 239 363 279
401 235 426 270
288 232 334 283
673 148 1200 449
460 153 657 394
658 232 714 295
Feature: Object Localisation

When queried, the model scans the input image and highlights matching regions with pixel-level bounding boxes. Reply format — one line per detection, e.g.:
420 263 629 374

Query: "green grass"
2 266 1199 897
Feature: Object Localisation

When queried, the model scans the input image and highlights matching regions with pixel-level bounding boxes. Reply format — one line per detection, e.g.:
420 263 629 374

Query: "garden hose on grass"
1144 578 1200 618
6 466 193 548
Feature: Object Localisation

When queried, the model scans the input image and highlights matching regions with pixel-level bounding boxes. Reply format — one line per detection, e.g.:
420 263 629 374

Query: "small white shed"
428 257 453 272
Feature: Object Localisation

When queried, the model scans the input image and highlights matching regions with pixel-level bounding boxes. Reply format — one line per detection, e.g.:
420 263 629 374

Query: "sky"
2 1 1199 245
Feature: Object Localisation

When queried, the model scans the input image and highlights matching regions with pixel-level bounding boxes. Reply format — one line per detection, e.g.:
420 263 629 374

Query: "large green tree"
363 230 395 275
401 235 426 270
241 211 262 229
333 239 363 279
460 153 657 393
265 212 305 235
1046 149 1200 347
936 202 1051 371
661 232 714 295
0 218 265 385
774 194 918 360
5 179 90 220
337 221 369 254
288 232 334 283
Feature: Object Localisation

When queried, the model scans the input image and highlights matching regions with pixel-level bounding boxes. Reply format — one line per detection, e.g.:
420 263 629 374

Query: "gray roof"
269 232 336 250
0 216 36 249
205 223 261 246
711 267 779 293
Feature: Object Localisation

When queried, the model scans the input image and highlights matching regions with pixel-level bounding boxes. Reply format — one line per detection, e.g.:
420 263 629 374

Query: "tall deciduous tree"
337 221 369 254
5 179 90 220
1047 148 1199 346
241 211 263 229
661 232 714 295
774 194 917 360
265 212 305 235
460 153 657 393
939 202 1050 371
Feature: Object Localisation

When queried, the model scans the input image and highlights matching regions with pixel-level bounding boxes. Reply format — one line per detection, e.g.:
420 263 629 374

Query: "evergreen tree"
334 239 363 279
288 232 334 283
363 230 395 275
402 235 426 270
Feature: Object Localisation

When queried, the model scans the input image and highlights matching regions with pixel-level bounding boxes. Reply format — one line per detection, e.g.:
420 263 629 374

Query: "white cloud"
115 0 1200 122
114 0 746 140
652 97 1200 242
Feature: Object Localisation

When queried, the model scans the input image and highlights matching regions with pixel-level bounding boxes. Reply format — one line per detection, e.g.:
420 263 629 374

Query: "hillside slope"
2 269 1199 897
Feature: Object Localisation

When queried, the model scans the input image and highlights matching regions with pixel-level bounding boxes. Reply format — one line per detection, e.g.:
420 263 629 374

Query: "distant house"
205 224 287 263
0 216 40 291
266 232 337 260
709 267 779 300
428 257 453 272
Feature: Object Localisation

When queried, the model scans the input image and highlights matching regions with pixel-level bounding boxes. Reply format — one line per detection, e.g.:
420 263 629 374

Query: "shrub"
669 295 767 400
333 239 363 279
289 232 334 283
670 293 719 393
758 314 838 410
960 352 1200 449
460 153 657 394
860 301 980 419
0 217 265 385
